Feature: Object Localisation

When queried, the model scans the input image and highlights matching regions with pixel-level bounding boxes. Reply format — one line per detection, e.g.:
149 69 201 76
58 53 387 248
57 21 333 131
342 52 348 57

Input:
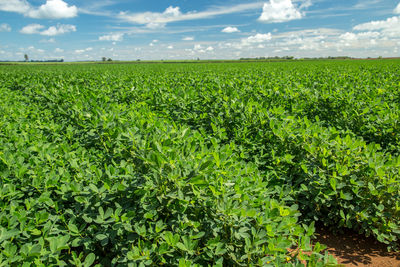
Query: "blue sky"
0 0 399 61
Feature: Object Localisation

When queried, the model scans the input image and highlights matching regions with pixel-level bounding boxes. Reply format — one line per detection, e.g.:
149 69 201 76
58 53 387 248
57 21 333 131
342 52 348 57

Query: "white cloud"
340 31 380 41
27 0 77 19
353 16 400 37
222 26 240 33
245 33 272 43
354 16 400 31
120 6 181 28
219 33 273 50
149 40 159 46
20 23 45 34
0 0 30 14
167 45 173 49
40 24 76 36
20 23 76 36
39 38 56 43
182 36 194 41
75 47 92 54
54 48 64 53
0 0 77 19
0 23 11 32
339 32 357 41
259 0 302 23
338 31 381 49
191 44 214 53
22 45 46 54
99 33 124 41
194 44 203 50
119 3 263 28
394 3 400 13
354 0 382 9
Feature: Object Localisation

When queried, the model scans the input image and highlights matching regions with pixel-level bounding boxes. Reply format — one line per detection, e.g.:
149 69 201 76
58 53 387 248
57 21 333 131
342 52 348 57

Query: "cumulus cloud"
339 32 357 41
119 6 181 28
340 31 380 41
25 45 45 54
259 0 302 23
222 26 240 33
149 40 159 46
41 24 76 36
225 33 273 50
0 23 11 32
119 3 263 28
0 0 30 14
182 36 194 41
20 23 76 36
20 23 45 34
54 48 64 53
75 47 92 54
353 16 400 37
336 30 385 49
99 33 124 42
194 44 203 51
0 0 77 19
354 16 400 31
192 44 214 53
27 0 77 19
245 33 272 44
395 3 400 14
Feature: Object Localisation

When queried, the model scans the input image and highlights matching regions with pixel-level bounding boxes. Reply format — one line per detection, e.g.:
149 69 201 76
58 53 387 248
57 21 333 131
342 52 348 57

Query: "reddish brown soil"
315 227 400 266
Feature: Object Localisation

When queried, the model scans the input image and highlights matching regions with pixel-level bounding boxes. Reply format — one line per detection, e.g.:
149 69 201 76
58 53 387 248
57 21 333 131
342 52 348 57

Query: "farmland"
0 60 399 266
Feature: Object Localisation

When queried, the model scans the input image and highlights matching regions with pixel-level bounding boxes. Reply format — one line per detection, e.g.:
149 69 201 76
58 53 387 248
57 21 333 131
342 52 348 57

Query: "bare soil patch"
316 227 400 266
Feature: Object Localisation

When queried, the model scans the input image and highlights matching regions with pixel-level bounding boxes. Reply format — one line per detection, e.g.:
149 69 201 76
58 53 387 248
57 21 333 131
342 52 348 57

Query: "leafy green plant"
1 59 399 265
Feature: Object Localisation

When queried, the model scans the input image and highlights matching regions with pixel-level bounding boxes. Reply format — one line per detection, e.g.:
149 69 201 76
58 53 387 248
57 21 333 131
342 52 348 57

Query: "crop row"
1 60 399 266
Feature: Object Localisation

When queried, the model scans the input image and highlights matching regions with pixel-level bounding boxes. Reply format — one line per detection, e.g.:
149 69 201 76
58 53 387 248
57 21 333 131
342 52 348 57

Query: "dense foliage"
1 60 399 266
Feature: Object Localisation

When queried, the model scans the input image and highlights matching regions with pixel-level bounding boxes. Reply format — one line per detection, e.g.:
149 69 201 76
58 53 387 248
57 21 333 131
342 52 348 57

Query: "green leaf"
300 184 308 191
95 234 108 241
83 253 96 267
329 178 336 191
191 231 205 239
176 242 188 252
340 191 353 200
0 229 20 243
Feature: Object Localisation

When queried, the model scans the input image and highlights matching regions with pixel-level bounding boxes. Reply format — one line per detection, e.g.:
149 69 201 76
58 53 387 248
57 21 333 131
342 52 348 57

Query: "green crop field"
0 60 399 266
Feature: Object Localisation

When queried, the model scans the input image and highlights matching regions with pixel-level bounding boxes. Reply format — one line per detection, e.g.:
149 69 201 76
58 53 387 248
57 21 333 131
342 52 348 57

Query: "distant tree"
102 57 106 62
24 54 29 62
107 58 112 61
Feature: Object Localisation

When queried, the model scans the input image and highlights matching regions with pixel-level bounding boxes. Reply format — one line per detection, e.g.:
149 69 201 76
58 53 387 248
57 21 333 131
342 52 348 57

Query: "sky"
0 0 400 61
